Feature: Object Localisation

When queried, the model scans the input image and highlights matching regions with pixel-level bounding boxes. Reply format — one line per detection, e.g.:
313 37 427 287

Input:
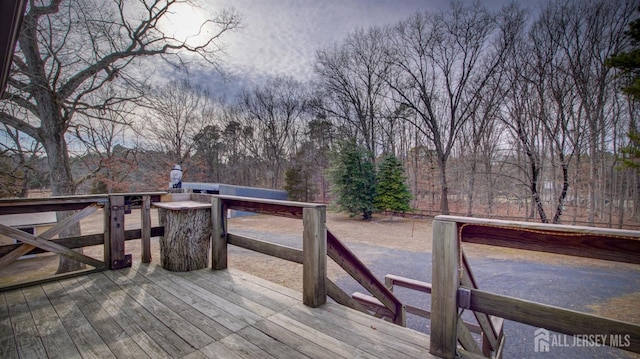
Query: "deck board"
267 311 379 359
283 304 415 358
0 293 19 359
251 317 345 359
55 278 151 359
5 290 48 358
0 263 435 358
141 268 264 331
78 273 183 358
102 269 215 349
120 266 233 340
92 271 199 358
22 285 82 359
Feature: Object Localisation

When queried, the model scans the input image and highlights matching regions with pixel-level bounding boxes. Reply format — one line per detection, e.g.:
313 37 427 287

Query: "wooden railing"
212 195 327 307
0 192 165 291
430 215 640 359
351 272 502 357
0 192 405 324
211 195 405 324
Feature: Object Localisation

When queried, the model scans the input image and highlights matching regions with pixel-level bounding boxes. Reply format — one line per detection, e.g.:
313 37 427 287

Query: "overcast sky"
181 0 518 94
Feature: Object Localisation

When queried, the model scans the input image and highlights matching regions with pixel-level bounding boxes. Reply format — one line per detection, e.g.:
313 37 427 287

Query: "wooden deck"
1 263 435 359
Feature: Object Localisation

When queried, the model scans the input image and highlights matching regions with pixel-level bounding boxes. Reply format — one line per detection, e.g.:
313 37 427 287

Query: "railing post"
211 197 227 270
385 276 394 291
103 197 111 267
302 206 327 307
141 195 152 263
106 195 131 270
430 219 460 358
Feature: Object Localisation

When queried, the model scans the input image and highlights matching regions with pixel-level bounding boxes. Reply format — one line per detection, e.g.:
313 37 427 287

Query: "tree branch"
0 112 40 140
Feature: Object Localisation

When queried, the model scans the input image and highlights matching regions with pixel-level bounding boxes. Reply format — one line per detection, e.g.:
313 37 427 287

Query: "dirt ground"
225 212 433 293
1 209 638 324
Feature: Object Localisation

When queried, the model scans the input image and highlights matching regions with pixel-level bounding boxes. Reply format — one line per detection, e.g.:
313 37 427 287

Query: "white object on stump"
153 200 211 271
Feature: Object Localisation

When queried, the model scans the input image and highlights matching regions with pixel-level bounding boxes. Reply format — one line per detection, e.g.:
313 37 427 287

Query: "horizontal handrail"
437 215 640 237
435 215 640 265
227 232 303 263
467 287 640 354
431 216 640 358
386 274 432 293
0 192 165 215
0 227 164 258
215 194 325 219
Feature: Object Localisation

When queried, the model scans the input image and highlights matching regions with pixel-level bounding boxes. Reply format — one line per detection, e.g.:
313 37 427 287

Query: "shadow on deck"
1 263 434 359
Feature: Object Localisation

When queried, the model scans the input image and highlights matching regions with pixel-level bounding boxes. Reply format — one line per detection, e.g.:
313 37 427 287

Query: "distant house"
0 212 58 256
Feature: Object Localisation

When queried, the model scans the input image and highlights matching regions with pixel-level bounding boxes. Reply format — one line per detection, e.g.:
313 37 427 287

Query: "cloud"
205 0 440 88
151 0 520 98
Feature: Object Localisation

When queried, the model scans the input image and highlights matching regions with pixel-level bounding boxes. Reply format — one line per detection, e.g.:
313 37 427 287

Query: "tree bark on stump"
158 208 211 271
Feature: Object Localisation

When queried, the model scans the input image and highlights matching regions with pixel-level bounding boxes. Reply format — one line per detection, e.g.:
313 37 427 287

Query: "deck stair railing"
351 263 504 357
430 215 640 359
211 195 405 324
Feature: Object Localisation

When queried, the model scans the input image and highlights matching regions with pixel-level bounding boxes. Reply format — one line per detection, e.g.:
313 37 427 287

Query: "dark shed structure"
0 0 27 97
182 182 289 217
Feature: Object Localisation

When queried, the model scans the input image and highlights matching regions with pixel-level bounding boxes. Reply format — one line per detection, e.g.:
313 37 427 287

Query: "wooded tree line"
1 0 639 228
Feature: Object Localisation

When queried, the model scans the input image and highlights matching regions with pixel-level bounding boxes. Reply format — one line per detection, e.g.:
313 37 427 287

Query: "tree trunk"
44 135 84 274
19 7 83 273
636 174 640 222
484 154 495 215
552 161 569 224
39 89 84 274
438 155 450 215
466 154 477 217
618 172 626 229
158 208 211 271
587 134 597 225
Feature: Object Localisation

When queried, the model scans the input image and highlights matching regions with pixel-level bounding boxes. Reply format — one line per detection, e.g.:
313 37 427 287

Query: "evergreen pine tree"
328 140 376 219
284 165 316 201
374 155 412 215
607 8 640 168
284 166 304 201
606 7 640 99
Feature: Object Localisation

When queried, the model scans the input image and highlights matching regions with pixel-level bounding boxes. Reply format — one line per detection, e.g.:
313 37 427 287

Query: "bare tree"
144 79 215 168
72 95 139 193
506 0 636 225
0 124 44 198
387 1 517 214
315 26 392 160
458 76 507 217
2 0 239 195
502 46 549 222
238 76 308 189
0 0 239 272
539 0 636 224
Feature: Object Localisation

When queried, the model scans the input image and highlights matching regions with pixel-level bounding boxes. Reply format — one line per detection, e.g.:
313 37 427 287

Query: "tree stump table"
153 201 211 271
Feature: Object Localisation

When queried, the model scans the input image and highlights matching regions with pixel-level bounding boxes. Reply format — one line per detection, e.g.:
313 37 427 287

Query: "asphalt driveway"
231 228 640 358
